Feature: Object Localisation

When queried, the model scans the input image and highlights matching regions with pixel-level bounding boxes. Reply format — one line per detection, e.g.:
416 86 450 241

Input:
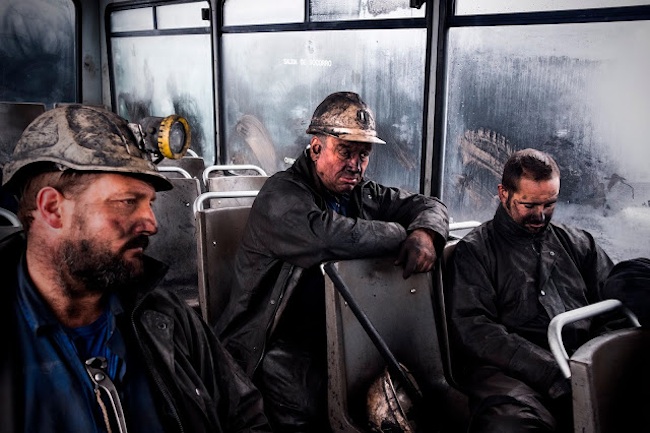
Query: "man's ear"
35 187 65 229
497 184 509 206
310 136 322 160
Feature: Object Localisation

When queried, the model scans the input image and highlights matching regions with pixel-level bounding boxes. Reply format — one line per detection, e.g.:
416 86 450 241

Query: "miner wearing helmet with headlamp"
216 92 449 432
0 105 270 433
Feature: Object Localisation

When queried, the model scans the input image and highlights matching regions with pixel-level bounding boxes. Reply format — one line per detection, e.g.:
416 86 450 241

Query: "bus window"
223 0 304 26
108 1 215 163
310 0 425 21
442 20 650 261
0 0 76 105
110 8 153 32
221 0 427 192
455 0 650 15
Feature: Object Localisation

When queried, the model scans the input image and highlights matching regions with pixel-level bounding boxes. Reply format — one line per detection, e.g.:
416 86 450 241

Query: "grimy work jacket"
449 205 614 397
0 232 271 433
216 149 449 376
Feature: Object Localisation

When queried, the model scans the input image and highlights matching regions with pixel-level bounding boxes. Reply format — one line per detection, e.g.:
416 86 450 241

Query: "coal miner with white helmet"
216 92 449 432
0 105 270 433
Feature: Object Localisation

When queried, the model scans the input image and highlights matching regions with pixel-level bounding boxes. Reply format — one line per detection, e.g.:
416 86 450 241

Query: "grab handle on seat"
0 208 21 227
192 191 259 214
158 165 193 179
202 164 267 185
548 299 640 378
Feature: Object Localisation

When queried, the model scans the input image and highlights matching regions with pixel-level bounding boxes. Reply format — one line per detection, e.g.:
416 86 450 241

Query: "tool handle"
323 262 424 403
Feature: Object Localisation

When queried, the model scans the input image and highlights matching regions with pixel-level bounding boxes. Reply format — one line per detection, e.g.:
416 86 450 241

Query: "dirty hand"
395 229 437 279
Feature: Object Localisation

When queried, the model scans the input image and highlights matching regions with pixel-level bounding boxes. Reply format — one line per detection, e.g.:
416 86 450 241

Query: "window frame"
218 0 436 193
432 1 650 199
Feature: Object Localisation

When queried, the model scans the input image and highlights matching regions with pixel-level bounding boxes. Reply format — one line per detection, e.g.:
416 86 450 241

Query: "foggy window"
442 21 650 261
223 0 304 26
0 0 76 105
109 2 215 163
220 29 427 192
310 0 425 21
110 8 153 32
157 3 209 30
455 0 650 15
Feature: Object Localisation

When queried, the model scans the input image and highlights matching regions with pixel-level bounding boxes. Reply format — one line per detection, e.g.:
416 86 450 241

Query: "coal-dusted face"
56 173 158 294
498 175 560 234
310 135 372 194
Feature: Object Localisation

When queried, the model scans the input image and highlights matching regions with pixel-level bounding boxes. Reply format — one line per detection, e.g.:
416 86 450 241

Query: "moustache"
524 216 545 224
121 235 149 252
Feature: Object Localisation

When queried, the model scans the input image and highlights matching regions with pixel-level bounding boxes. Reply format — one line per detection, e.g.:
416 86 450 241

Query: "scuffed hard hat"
306 92 386 145
367 366 418 433
2 105 172 192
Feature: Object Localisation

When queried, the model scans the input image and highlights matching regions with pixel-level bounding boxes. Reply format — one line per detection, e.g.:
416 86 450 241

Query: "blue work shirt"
15 255 167 433
324 191 350 216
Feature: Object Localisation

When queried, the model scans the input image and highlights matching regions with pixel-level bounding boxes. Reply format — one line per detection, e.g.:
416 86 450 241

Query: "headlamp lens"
169 120 187 155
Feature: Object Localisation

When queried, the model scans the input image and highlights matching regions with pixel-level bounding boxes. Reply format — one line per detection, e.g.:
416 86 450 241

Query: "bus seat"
194 200 252 326
440 239 463 389
159 155 206 186
571 327 650 432
0 102 46 161
147 176 201 309
548 299 650 433
0 102 46 212
439 220 481 383
202 164 268 207
323 257 469 433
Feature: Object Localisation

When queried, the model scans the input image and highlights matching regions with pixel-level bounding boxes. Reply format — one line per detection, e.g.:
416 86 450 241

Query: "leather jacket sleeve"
361 182 449 254
246 175 447 269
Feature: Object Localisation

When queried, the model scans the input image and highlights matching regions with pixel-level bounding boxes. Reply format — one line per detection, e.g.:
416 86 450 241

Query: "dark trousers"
466 367 572 433
256 339 330 433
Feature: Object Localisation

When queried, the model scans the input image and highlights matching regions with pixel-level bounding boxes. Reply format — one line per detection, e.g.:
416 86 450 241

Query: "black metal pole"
323 262 424 404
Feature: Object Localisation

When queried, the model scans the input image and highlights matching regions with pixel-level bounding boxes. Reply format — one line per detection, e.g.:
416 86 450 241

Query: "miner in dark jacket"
449 148 613 433
0 105 270 433
216 92 449 432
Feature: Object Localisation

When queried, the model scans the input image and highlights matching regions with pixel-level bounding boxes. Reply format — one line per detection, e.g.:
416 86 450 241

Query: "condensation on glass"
310 0 425 21
442 21 650 261
109 2 215 163
455 0 650 15
223 0 304 26
157 2 209 30
0 0 76 105
110 8 153 32
221 29 427 192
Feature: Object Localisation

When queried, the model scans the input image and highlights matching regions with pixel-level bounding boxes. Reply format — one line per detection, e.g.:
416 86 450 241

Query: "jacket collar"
290 147 364 201
493 204 551 244
290 148 329 197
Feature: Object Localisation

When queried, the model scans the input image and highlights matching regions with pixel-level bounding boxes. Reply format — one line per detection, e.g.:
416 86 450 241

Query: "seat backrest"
147 177 201 308
570 328 650 433
202 164 268 207
323 257 468 433
0 102 46 164
195 205 252 326
159 156 206 185
205 176 268 208
0 102 46 211
439 239 462 388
